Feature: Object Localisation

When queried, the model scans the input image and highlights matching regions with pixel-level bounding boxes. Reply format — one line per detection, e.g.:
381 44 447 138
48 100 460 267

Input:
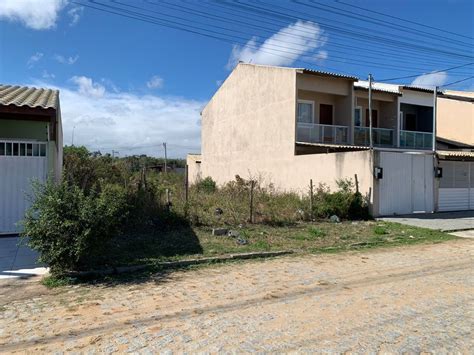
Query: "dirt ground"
1 239 473 353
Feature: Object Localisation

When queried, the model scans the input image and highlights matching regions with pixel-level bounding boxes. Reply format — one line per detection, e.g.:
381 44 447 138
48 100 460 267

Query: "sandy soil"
1 239 473 353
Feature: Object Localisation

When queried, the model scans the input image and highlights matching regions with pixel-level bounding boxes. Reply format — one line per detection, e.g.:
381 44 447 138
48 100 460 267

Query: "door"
365 109 378 127
319 104 333 125
438 161 472 211
378 152 434 215
0 141 48 234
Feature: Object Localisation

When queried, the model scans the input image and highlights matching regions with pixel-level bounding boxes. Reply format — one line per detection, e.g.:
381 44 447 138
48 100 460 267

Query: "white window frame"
297 99 315 124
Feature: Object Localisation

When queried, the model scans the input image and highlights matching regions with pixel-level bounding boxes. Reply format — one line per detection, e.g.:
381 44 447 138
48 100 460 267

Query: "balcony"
354 127 394 147
297 123 349 145
400 130 433 150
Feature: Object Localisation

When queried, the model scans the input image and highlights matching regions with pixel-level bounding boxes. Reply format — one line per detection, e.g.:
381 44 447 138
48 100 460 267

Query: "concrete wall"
195 63 374 198
437 96 473 145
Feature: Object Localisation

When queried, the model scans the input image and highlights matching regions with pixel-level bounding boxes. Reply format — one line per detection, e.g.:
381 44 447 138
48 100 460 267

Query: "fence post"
184 165 189 218
249 180 255 224
166 188 171 212
354 174 359 194
309 179 314 221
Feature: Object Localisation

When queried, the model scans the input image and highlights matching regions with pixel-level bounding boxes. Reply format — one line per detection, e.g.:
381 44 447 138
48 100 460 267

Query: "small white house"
0 84 63 234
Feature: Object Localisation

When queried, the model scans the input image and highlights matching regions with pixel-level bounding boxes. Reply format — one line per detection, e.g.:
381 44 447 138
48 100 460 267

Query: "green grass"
43 220 457 287
102 220 456 266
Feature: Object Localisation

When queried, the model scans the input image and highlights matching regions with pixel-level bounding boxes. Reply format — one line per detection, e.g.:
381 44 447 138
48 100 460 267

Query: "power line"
219 1 473 59
334 0 473 40
151 0 472 69
298 0 473 47
111 0 471 73
78 0 473 77
376 62 474 82
441 76 474 88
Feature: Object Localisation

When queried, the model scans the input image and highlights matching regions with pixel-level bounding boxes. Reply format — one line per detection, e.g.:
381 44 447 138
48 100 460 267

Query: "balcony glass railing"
297 123 349 145
354 127 394 147
400 130 433 150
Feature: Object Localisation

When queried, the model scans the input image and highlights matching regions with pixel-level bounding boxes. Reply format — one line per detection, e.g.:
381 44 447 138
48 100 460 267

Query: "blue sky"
0 0 473 157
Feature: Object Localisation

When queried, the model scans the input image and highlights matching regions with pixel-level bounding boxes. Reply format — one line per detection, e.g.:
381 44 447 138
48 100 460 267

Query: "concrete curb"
67 251 293 277
442 228 474 233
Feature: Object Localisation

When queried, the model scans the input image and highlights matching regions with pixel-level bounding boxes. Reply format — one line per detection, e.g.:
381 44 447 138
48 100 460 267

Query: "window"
354 107 362 127
297 100 314 123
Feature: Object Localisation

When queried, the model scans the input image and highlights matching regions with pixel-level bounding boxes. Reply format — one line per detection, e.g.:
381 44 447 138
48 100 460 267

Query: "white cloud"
34 78 203 157
70 76 106 98
146 75 164 89
67 5 82 26
313 50 328 61
0 0 66 30
42 70 55 79
54 54 79 65
227 20 326 69
411 71 448 88
27 52 43 68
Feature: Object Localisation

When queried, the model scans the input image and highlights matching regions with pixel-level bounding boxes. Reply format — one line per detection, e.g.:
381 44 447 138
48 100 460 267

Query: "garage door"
378 152 434 216
0 141 48 234
438 161 473 211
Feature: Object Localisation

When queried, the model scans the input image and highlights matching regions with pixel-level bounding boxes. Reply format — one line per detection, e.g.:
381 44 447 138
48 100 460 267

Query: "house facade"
0 84 63 234
188 63 472 216
435 90 474 211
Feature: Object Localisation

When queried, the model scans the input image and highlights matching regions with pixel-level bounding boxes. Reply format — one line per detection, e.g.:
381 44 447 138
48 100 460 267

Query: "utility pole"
432 86 438 152
163 142 168 173
71 125 76 146
368 74 373 149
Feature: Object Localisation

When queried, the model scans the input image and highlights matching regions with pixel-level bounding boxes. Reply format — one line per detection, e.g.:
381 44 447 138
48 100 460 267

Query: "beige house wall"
191 63 374 199
437 96 474 145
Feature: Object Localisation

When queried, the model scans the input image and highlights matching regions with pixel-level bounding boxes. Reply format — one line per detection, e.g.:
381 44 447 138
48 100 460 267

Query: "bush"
195 176 217 193
311 179 369 220
22 180 128 274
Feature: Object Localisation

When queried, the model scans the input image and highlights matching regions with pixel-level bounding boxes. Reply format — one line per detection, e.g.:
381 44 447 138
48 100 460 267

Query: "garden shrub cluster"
22 146 370 274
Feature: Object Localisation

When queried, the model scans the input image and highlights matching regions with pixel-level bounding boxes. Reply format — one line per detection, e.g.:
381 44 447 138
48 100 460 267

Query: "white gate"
438 161 473 211
378 152 434 216
0 141 48 234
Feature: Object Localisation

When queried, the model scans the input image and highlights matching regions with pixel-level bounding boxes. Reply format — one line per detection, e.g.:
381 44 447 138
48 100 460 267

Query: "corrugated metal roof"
437 150 474 158
300 68 358 80
296 141 370 150
402 85 437 93
0 84 59 110
354 80 401 94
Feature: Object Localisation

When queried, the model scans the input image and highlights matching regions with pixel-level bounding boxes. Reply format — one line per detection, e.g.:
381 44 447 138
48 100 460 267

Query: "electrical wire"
376 62 474 82
334 0 473 40
441 76 474 88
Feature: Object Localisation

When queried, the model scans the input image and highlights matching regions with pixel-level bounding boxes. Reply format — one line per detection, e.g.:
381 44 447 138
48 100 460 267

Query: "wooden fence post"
309 179 314 221
166 188 171 212
184 165 189 218
249 180 255 224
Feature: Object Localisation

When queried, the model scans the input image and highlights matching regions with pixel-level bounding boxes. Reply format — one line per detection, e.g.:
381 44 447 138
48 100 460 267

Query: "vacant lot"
1 238 472 353
103 220 455 267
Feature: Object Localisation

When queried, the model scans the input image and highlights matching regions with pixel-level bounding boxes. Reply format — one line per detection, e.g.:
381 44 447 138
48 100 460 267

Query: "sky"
0 0 473 157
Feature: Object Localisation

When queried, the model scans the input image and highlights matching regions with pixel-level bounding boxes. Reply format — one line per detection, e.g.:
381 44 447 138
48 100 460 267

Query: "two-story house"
188 63 472 216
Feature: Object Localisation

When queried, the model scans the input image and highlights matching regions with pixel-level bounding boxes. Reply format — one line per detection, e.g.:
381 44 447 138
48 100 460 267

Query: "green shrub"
195 176 217 193
311 179 369 220
22 180 128 275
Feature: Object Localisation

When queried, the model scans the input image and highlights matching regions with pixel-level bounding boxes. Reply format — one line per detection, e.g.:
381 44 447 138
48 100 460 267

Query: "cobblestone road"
1 239 473 353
